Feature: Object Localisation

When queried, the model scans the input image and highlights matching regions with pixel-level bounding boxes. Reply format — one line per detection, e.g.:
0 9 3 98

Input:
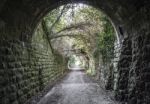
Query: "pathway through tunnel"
29 3 119 104
38 71 120 104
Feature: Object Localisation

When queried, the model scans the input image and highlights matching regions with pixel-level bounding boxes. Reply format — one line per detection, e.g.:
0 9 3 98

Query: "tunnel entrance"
31 3 120 103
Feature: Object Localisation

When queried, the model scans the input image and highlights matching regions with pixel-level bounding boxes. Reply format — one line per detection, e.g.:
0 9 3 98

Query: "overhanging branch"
42 20 54 53
50 34 81 40
56 22 93 34
49 5 67 34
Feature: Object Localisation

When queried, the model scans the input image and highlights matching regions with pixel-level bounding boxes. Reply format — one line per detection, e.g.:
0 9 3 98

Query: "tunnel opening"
30 3 120 104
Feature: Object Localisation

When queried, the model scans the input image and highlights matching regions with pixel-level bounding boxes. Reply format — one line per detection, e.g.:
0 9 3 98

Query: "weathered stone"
0 31 67 104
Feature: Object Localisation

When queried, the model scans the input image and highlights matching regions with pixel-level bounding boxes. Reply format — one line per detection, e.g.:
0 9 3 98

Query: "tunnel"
0 0 150 104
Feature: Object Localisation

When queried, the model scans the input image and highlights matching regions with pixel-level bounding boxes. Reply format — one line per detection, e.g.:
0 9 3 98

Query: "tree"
35 3 116 75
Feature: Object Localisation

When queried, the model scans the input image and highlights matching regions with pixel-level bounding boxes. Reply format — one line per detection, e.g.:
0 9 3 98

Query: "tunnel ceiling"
0 0 149 41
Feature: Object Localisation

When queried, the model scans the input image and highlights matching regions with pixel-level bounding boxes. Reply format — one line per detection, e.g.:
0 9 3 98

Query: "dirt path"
38 71 120 104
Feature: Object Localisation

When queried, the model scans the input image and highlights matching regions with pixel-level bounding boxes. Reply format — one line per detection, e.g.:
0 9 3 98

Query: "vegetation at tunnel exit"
34 3 116 74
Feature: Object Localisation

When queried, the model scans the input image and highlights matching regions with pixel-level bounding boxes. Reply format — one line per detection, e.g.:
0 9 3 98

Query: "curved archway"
0 0 129 42
0 0 150 104
29 2 129 103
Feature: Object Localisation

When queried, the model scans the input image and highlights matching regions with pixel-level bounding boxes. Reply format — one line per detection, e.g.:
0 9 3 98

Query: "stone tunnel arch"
0 0 127 42
0 0 150 104
31 2 122 41
33 2 123 93
30 2 129 102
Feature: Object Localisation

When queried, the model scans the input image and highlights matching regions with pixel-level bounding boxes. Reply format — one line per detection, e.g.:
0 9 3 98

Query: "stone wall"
0 24 67 104
113 41 121 91
128 23 150 104
115 4 150 103
94 41 122 90
103 41 122 90
115 36 132 101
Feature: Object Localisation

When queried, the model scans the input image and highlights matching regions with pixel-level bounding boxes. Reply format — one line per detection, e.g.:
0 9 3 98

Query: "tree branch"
41 5 67 53
49 5 67 34
42 20 54 53
56 22 93 34
51 34 81 40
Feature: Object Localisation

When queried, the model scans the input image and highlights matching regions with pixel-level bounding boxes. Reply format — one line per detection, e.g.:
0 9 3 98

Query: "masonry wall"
114 4 150 104
112 41 121 91
0 24 67 104
128 16 150 104
115 36 132 101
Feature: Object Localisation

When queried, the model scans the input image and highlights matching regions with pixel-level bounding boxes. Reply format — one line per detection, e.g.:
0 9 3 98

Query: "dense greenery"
35 3 116 75
97 17 115 63
75 5 115 63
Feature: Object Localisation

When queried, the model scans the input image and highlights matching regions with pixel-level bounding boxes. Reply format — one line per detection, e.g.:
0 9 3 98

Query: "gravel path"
37 71 120 104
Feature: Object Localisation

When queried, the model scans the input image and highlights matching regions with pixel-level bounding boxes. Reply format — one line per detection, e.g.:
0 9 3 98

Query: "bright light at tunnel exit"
68 55 86 70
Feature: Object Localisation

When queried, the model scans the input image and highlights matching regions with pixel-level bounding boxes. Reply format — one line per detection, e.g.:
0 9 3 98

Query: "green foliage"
38 4 116 66
43 6 68 35
76 5 116 63
97 17 115 63
75 6 104 22
69 56 76 65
